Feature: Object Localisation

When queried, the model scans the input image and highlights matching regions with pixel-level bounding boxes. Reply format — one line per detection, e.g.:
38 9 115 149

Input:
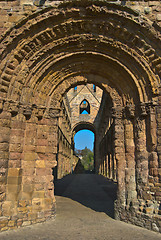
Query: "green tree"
80 147 94 171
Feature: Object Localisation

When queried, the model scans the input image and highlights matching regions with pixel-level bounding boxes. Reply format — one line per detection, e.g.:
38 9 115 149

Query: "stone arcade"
0 0 161 233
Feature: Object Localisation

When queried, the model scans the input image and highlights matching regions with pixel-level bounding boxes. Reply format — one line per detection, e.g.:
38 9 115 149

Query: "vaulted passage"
0 0 161 234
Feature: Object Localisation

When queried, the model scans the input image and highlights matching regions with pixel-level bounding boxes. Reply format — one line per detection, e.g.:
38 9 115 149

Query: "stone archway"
71 121 96 171
0 0 161 232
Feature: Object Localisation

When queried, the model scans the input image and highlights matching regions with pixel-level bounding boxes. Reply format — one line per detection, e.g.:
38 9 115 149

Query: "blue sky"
74 130 94 151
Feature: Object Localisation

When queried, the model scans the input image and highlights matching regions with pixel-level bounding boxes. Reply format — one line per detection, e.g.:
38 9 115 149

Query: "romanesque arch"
0 0 161 232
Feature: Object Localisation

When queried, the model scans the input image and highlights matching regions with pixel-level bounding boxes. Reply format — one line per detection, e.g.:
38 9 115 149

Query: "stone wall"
66 84 103 129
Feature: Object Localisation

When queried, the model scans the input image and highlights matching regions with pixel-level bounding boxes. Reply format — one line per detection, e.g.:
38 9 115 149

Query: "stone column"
124 105 137 205
94 133 100 174
113 107 126 205
113 155 117 181
0 101 11 217
6 104 26 220
147 103 158 182
134 106 149 199
157 89 161 174
33 107 58 220
18 106 36 203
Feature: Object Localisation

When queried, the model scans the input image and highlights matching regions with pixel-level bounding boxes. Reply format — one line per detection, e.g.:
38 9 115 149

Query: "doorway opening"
74 129 95 172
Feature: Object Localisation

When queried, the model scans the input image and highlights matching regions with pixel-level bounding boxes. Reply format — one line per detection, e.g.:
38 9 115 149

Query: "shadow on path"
54 173 117 218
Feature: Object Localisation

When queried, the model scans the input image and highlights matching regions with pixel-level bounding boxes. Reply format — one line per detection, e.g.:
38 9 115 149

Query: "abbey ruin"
0 0 161 233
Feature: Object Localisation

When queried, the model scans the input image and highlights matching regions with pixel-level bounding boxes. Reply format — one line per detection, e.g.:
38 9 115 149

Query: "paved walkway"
0 174 161 240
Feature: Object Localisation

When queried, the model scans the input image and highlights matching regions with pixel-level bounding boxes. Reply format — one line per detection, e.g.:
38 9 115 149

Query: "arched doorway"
72 122 96 172
0 0 160 232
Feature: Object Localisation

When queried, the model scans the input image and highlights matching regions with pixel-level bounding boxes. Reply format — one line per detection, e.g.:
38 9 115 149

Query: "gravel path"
0 174 160 240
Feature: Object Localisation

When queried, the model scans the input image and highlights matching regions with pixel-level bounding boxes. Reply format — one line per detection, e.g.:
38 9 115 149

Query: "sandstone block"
22 221 31 227
11 121 25 130
22 184 34 193
0 134 10 143
8 168 21 177
0 217 8 227
23 145 36 152
2 202 12 215
9 152 21 160
0 143 9 152
7 176 21 185
27 212 37 220
18 200 27 207
17 207 28 214
0 119 10 128
156 14 161 21
7 184 20 192
17 219 23 227
24 152 37 161
10 143 23 153
32 191 45 198
10 135 23 144
22 168 35 176
36 160 45 168
8 220 15 227
45 160 57 168
36 139 48 146
21 160 35 168
0 226 8 231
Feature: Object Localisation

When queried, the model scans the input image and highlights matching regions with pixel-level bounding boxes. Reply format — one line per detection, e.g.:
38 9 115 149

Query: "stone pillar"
147 103 158 182
134 111 148 199
6 105 26 220
106 154 108 177
94 134 100 174
157 94 161 182
18 106 36 204
113 155 117 181
109 154 112 179
33 108 58 220
105 154 107 177
57 127 63 179
124 105 137 205
0 101 11 218
113 107 126 205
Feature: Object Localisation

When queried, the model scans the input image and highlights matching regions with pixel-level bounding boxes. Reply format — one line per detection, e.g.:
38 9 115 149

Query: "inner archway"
74 130 95 172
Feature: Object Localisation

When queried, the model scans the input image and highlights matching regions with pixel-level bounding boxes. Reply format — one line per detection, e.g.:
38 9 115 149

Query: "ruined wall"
0 104 58 230
57 98 79 179
66 84 103 129
94 93 116 179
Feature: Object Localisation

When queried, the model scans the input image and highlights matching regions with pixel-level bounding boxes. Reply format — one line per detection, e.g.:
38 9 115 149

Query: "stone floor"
0 174 161 240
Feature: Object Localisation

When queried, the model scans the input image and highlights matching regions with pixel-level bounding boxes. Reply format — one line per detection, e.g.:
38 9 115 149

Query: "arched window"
80 99 90 114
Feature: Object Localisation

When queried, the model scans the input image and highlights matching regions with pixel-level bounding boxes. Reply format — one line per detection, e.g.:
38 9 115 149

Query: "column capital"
111 107 123 119
45 107 61 119
123 104 135 119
